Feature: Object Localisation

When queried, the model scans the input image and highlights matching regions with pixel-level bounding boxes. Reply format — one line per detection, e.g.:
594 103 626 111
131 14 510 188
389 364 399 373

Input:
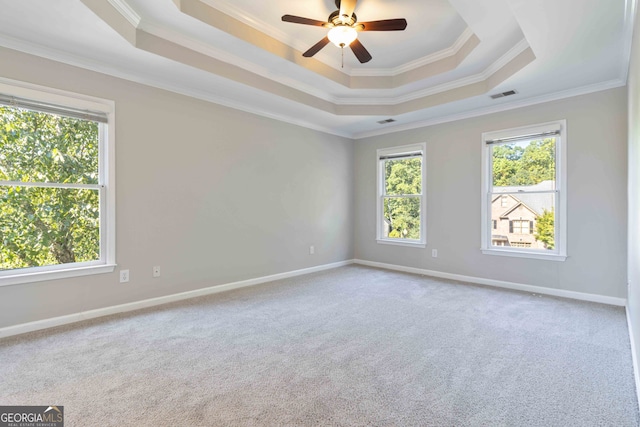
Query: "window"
510 220 532 234
377 143 426 247
481 120 567 261
0 80 115 285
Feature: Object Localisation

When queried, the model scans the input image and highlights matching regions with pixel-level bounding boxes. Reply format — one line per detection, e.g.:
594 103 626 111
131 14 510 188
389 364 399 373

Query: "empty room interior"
2 0 640 425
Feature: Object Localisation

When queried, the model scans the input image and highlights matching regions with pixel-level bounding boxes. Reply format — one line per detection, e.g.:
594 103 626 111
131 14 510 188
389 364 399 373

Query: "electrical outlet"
309 245 315 255
153 266 161 278
432 249 438 258
119 269 130 283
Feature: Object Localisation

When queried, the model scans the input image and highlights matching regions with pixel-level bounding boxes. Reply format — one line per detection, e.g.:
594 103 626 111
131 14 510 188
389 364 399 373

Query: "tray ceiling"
0 0 634 138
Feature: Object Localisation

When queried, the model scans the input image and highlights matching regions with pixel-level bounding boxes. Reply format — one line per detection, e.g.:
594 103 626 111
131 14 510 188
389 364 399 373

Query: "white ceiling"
0 0 634 138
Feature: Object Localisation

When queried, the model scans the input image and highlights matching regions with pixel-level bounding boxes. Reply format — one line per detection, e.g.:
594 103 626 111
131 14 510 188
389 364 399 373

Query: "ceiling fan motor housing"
329 10 357 26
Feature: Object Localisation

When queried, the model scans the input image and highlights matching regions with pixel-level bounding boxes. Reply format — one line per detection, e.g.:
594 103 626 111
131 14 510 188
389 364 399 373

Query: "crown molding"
139 21 338 104
337 73 485 105
200 0 275 34
170 0 483 89
483 38 530 78
0 35 350 139
350 27 476 77
130 25 530 115
2 0 632 140
197 0 332 67
107 0 141 27
0 30 623 141
621 0 638 83
12 0 532 118
188 0 478 79
352 78 626 139
337 39 530 105
0 26 531 121
1 0 533 123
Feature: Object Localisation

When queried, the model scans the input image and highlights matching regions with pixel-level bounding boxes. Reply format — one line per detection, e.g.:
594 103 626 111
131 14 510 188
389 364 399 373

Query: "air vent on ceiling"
377 118 396 125
490 90 518 100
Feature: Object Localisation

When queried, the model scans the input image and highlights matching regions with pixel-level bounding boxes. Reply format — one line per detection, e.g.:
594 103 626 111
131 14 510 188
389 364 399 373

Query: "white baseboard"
0 260 354 339
2 258 627 339
354 259 627 306
626 306 640 410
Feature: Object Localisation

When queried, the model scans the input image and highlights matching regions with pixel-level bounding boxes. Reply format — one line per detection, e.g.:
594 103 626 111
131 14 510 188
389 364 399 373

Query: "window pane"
383 197 420 240
0 186 100 270
0 106 99 184
490 192 555 250
384 158 422 195
492 137 556 189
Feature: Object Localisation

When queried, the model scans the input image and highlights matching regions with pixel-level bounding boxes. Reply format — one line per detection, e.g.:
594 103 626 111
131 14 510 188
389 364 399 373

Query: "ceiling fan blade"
303 37 331 57
339 0 357 21
359 19 408 31
350 38 372 63
281 15 328 27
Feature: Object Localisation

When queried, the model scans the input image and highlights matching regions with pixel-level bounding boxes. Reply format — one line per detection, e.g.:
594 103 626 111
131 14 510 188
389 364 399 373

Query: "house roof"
501 201 539 218
494 180 555 216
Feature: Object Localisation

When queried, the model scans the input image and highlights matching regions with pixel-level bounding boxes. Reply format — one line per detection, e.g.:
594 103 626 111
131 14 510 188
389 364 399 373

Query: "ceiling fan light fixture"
328 25 358 47
282 0 406 63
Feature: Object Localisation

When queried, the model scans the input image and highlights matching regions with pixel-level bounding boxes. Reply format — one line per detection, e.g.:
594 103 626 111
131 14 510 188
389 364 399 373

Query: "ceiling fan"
281 0 408 64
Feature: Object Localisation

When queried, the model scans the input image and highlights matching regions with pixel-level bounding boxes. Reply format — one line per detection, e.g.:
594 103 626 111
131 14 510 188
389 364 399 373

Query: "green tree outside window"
0 106 100 270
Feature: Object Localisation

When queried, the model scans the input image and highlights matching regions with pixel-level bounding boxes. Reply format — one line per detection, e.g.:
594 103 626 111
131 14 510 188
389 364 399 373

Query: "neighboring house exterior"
491 181 554 249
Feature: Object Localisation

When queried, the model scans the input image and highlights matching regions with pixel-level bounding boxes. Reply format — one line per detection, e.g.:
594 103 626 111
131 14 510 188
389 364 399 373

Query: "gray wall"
0 47 354 328
0 43 631 330
355 87 628 298
627 1 640 392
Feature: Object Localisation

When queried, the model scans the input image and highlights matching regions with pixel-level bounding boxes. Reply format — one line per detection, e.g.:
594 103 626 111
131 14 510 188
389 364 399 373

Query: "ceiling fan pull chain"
341 46 344 68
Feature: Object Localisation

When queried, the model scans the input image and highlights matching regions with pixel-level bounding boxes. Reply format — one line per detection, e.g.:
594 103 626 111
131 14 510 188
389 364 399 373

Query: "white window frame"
511 220 531 234
376 143 427 248
481 120 567 261
0 78 116 286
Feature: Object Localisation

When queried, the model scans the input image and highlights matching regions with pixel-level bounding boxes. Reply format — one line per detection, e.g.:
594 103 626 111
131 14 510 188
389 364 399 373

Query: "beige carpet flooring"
1 265 638 426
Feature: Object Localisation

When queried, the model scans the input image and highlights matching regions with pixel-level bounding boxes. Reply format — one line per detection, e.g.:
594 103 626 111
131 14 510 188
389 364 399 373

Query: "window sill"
377 239 426 248
481 248 566 262
0 264 116 287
